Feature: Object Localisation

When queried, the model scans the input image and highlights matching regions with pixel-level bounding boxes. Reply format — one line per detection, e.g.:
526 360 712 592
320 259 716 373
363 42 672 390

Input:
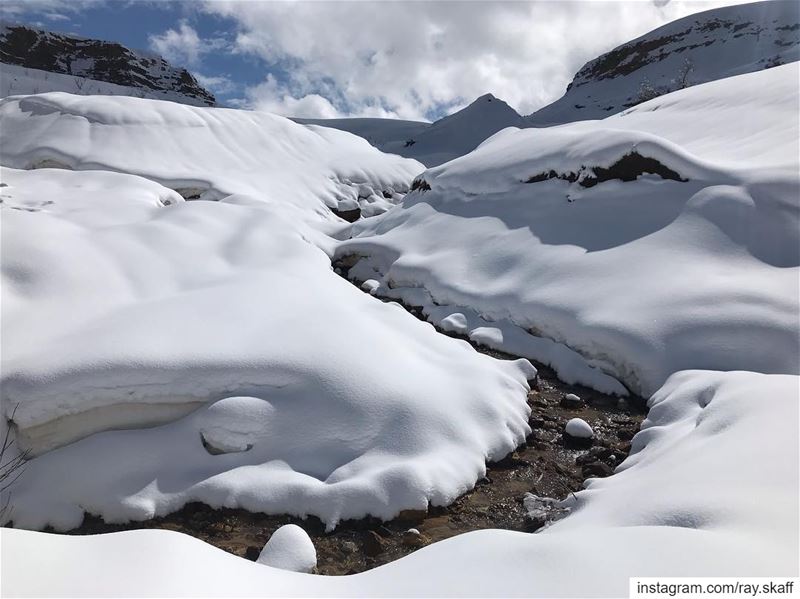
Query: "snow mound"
257 525 317 573
420 126 712 197
4 370 796 596
0 92 423 219
199 397 271 455
564 418 593 439
1 165 537 529
339 64 800 396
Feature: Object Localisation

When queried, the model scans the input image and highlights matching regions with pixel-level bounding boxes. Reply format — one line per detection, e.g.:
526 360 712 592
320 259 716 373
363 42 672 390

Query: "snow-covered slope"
292 116 429 149
0 89 538 531
298 94 525 166
527 0 800 126
0 92 423 219
0 24 215 106
4 370 797 596
339 63 800 397
1 62 204 105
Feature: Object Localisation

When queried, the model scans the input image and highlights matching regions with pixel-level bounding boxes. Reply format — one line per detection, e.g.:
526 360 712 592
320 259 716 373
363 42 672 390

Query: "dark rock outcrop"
0 24 215 106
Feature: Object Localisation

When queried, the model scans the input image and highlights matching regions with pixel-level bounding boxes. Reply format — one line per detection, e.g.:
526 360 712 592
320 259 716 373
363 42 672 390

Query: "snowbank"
257 524 317 573
1 165 535 530
339 64 800 396
4 370 796 597
0 92 423 219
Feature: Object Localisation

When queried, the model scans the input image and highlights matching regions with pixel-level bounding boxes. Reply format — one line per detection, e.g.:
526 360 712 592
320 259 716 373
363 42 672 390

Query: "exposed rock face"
527 1 800 125
0 24 215 106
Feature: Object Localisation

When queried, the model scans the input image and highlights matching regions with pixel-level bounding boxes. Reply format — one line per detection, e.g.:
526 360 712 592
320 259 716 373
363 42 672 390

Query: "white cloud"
240 74 341 118
148 20 205 66
194 72 236 96
148 19 230 68
202 0 753 119
0 0 102 18
42 12 72 22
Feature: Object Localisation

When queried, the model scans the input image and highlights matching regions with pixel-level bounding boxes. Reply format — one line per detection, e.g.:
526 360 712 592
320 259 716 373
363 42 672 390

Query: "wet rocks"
522 493 571 532
245 545 261 561
362 530 387 557
396 508 428 525
401 528 427 548
563 418 594 448
581 461 614 479
560 393 584 409
340 540 358 554
576 446 624 466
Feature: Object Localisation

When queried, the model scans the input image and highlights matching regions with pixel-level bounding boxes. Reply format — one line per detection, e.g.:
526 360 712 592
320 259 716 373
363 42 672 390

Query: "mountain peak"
526 0 799 126
433 93 521 127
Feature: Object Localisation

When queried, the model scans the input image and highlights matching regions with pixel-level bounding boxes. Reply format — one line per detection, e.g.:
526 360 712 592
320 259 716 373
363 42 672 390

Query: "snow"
439 312 469 335
0 10 797 594
339 63 800 397
299 94 524 167
1 63 212 107
564 418 594 439
360 279 381 294
257 525 317 573
0 92 424 220
4 370 797 596
0 164 536 530
527 0 800 126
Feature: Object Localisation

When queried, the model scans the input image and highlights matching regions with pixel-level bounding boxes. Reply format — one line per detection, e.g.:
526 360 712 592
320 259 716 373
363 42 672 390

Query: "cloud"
238 74 341 118
202 0 752 120
0 0 103 21
148 20 204 66
148 19 228 68
42 12 72 22
193 72 237 96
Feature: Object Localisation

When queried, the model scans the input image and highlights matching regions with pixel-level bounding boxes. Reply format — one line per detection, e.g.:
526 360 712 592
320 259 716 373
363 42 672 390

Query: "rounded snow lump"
440 312 469 335
564 418 593 439
198 396 274 455
361 279 381 294
257 524 317 573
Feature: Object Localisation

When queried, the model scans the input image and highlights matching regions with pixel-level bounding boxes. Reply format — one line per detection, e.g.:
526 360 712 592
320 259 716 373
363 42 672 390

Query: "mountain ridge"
0 23 215 106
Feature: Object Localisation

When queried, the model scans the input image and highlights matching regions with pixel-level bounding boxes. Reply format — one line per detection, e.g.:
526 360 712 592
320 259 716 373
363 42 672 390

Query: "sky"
1 0 752 121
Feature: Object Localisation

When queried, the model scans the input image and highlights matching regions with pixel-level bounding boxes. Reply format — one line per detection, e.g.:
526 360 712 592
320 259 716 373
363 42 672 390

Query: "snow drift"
0 92 424 219
3 370 796 596
339 63 800 397
1 164 536 529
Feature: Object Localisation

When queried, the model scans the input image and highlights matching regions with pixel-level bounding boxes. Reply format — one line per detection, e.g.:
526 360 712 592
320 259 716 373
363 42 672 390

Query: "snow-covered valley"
1 2 798 597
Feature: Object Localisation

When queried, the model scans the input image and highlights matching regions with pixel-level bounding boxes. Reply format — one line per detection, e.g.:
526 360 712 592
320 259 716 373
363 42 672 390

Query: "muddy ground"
62 263 646 576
